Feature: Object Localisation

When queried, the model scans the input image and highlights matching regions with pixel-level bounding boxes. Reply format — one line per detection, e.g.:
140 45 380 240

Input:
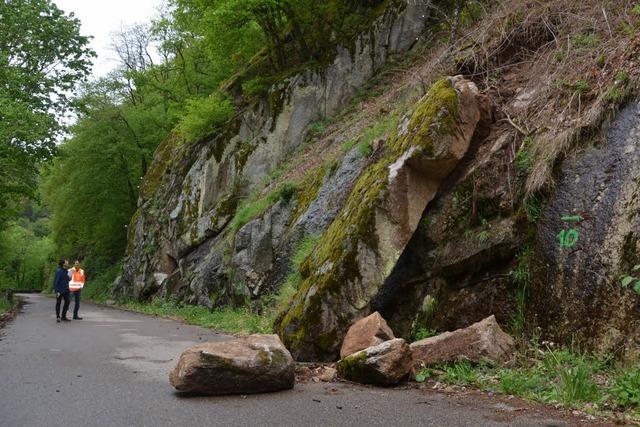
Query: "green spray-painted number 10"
557 228 579 249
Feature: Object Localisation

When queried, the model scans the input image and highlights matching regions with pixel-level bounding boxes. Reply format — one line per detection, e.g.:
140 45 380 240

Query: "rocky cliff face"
117 0 640 363
530 100 640 361
276 76 492 360
114 1 430 306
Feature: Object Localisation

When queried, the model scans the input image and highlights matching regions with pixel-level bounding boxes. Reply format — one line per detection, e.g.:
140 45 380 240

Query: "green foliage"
620 265 640 295
610 367 640 408
509 246 532 335
572 79 590 95
498 369 547 397
415 368 435 383
524 195 541 223
477 229 489 243
178 94 235 142
410 295 438 342
229 181 299 233
291 234 320 267
242 76 270 97
342 139 357 152
413 327 438 341
515 136 533 173
0 202 54 292
573 33 599 49
0 0 94 228
427 345 612 410
616 70 630 84
441 360 480 385
0 296 15 316
267 233 320 318
357 141 373 157
80 263 121 303
309 119 329 137
543 349 603 405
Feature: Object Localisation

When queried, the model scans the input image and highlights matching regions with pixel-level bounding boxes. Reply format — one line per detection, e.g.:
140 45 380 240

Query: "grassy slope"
415 343 640 423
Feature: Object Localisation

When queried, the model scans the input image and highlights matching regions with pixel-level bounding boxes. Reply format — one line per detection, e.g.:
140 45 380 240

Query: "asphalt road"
0 294 593 426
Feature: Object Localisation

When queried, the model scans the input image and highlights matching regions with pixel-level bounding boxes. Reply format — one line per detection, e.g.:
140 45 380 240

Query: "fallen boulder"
169 334 295 395
337 338 413 385
340 311 395 359
410 315 514 367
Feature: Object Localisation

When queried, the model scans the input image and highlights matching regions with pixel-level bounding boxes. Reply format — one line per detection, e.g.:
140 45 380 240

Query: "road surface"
0 294 595 426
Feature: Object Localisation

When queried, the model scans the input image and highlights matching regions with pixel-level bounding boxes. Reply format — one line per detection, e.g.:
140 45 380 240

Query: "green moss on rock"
139 132 183 201
126 208 142 255
389 78 458 154
337 351 368 381
276 78 463 360
289 166 327 225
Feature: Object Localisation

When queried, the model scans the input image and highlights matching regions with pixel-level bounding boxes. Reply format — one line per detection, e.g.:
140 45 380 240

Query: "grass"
119 298 272 335
229 181 298 233
611 367 640 408
414 344 640 420
269 233 320 317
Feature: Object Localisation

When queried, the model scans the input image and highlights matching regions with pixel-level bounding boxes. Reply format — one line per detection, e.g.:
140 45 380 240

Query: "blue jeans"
71 291 81 318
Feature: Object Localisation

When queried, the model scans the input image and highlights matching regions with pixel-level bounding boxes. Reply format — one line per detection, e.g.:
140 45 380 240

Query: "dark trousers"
55 292 70 318
71 291 81 318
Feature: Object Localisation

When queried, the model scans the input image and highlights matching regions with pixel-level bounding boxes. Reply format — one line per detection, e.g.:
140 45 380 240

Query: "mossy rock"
275 77 485 361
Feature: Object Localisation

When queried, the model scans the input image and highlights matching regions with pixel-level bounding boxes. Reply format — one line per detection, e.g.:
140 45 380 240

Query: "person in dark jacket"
54 259 71 322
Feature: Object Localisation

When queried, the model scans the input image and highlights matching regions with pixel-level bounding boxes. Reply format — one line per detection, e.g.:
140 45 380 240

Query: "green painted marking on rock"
557 228 579 249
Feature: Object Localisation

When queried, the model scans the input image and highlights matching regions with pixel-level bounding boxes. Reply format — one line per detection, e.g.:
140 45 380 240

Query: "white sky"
54 0 163 78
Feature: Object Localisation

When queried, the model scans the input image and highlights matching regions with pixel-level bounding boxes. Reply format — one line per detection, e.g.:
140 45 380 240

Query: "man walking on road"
68 260 86 320
54 259 70 322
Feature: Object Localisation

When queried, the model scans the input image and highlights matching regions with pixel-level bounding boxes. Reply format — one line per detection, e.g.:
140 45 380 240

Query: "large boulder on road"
410 315 514 367
169 334 295 395
340 311 395 359
337 338 413 385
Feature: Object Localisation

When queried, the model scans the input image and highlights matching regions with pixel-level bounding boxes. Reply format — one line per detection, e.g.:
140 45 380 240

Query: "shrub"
242 76 270 97
178 94 234 142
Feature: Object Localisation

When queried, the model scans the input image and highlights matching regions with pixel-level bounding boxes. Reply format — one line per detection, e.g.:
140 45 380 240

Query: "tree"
0 0 94 228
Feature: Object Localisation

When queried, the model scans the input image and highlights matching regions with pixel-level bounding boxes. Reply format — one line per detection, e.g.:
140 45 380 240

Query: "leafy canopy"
0 0 94 227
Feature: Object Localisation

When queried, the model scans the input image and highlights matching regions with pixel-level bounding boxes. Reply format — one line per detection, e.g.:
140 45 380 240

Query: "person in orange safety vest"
68 260 86 320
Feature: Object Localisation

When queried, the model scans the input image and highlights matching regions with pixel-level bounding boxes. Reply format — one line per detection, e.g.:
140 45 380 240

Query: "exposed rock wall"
114 1 431 307
530 100 640 361
276 77 490 361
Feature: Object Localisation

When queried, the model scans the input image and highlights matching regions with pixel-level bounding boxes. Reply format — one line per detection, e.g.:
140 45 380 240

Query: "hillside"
114 0 640 366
